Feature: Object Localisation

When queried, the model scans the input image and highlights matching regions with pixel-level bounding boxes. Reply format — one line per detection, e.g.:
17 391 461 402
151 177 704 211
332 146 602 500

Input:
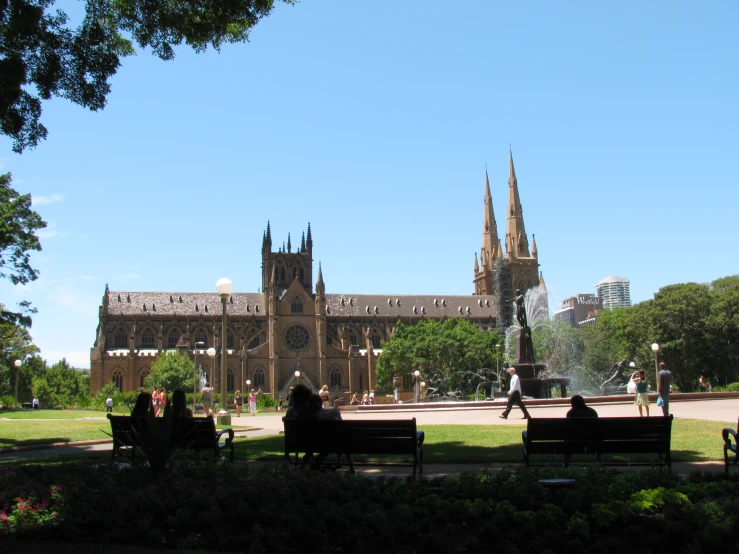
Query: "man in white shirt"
105 397 113 413
499 367 531 419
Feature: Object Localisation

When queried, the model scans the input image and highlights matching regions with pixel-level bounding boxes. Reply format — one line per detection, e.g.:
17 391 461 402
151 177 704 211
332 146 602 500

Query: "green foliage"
0 0 296 152
375 318 503 395
256 394 276 410
31 359 87 409
144 350 194 392
0 173 47 328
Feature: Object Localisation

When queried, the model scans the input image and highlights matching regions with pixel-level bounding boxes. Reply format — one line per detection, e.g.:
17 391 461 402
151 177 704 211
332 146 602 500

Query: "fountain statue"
599 359 631 393
509 288 570 399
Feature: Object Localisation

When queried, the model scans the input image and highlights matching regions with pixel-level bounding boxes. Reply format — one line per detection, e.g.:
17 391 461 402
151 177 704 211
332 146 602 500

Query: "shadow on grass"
0 436 91 448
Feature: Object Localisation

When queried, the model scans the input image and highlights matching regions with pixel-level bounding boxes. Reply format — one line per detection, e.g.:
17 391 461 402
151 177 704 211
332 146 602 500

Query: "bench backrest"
108 414 219 453
283 418 418 454
527 416 673 443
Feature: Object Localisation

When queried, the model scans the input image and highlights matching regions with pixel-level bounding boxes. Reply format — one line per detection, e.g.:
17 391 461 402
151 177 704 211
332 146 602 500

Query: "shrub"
257 395 276 410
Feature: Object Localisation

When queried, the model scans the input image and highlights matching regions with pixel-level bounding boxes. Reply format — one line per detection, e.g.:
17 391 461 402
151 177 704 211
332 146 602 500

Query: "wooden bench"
522 416 673 468
107 414 235 464
283 417 424 475
722 426 737 474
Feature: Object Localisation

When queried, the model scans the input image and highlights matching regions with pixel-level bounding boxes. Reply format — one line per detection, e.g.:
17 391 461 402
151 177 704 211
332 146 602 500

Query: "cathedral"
89 152 543 397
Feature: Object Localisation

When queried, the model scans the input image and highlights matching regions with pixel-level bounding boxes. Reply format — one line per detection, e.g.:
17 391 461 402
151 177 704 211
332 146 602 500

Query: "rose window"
284 325 310 351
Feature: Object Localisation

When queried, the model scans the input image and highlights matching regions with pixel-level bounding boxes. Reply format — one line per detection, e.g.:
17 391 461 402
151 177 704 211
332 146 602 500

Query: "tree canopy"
1 0 296 152
0 172 47 327
144 350 194 392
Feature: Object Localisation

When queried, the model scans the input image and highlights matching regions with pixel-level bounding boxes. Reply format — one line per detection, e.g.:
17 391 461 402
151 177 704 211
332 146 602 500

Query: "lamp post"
216 278 233 425
294 370 301 386
651 343 660 385
14 359 21 409
420 381 426 401
206 347 216 398
193 341 205 409
495 343 501 397
414 370 420 403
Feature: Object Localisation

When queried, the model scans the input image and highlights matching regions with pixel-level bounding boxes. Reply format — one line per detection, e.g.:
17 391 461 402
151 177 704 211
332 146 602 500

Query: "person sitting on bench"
566 395 598 419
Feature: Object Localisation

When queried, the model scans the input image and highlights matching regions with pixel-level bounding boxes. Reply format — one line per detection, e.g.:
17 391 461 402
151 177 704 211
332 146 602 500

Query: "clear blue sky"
2 1 737 368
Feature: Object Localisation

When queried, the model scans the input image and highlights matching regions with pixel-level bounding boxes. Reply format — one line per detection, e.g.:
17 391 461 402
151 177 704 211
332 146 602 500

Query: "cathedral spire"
306 222 313 249
266 221 272 242
481 169 500 268
300 232 305 253
287 233 291 253
474 252 479 273
505 150 531 259
532 233 538 259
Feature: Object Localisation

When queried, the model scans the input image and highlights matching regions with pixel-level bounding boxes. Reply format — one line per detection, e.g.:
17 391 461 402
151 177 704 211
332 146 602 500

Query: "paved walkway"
1 396 736 475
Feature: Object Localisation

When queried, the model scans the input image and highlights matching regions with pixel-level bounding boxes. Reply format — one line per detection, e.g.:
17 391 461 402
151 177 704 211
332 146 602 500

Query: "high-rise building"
90 154 543 396
595 276 631 309
552 294 603 326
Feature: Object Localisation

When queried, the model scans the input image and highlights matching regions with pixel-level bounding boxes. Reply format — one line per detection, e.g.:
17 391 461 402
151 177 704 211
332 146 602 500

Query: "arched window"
112 369 123 392
280 266 286 281
253 367 265 389
227 368 235 393
299 267 305 281
403 374 414 390
330 366 342 390
195 328 207 345
167 329 180 348
140 370 149 388
141 328 155 348
349 331 358 346
291 296 303 313
227 330 234 350
114 328 128 347
371 330 381 349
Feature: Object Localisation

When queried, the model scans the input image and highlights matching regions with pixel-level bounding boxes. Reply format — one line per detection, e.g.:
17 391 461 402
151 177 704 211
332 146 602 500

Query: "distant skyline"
1 0 737 368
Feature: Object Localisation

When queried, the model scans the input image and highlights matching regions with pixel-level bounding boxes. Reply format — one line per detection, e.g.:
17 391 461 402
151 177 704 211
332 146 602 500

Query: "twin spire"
476 150 536 274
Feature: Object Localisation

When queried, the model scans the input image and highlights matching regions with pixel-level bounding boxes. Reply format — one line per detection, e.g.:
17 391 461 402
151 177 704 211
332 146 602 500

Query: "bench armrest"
217 427 235 444
723 428 737 444
416 431 425 446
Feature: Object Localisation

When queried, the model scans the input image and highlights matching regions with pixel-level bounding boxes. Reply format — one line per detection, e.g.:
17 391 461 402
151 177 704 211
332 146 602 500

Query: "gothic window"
227 368 235 393
248 333 262 349
291 296 303 313
114 329 128 347
349 331 358 346
280 266 286 281
227 330 234 350
403 374 415 390
330 366 341 390
253 367 265 389
112 369 123 392
299 267 305 281
195 328 207 346
371 330 381 349
140 370 149 388
167 329 180 348
284 325 310 351
141 328 155 348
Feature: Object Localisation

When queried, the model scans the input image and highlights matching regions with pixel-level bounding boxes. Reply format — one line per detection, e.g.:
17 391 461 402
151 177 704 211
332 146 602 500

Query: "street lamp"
414 370 420 403
651 343 660 385
294 370 301 386
193 341 205 409
14 359 21 409
495 343 501 397
206 347 216 392
420 381 426 401
216 278 233 425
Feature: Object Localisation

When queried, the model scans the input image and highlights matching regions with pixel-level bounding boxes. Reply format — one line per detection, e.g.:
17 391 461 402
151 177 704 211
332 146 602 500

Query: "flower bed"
2 463 738 552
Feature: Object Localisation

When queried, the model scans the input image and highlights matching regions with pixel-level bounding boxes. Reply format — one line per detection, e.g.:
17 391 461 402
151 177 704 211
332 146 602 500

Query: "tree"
144 350 194 392
32 357 86 407
1 0 297 152
0 321 40 401
0 172 47 327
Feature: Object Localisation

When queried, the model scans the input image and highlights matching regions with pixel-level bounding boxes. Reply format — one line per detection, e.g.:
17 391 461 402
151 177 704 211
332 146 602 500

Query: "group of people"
132 388 192 418
349 390 375 405
498 362 674 420
151 386 167 417
233 388 261 417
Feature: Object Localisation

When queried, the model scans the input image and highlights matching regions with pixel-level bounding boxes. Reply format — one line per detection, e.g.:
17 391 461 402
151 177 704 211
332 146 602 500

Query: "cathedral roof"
104 291 497 319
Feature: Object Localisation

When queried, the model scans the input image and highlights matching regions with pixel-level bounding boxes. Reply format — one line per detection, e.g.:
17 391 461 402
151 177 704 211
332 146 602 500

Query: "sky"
1 1 738 368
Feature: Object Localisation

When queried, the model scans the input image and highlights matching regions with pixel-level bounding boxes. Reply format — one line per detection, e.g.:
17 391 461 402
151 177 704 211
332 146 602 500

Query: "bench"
283 417 424 475
722 426 737 474
522 416 673 468
107 414 235 464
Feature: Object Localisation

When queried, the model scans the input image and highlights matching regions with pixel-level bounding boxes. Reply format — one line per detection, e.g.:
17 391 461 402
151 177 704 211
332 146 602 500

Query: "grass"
1 412 733 465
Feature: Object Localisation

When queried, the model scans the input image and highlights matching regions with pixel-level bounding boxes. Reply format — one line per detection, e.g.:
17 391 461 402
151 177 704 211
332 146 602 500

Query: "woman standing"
248 389 259 416
634 369 650 417
234 390 243 417
319 385 331 408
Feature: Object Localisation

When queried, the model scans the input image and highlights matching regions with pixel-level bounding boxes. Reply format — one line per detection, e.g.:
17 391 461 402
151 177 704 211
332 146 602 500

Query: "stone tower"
261 222 314 295
474 152 540 330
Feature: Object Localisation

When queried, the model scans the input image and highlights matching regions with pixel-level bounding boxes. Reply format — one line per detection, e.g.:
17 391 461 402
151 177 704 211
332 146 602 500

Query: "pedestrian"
234 390 243 417
286 386 295 408
105 396 113 413
277 396 284 412
32 397 40 410
566 395 598 418
369 390 375 405
350 392 360 405
499 367 531 419
657 362 673 417
319 385 331 408
159 388 167 417
633 370 650 417
361 391 369 405
200 382 213 417
248 388 259 416
699 375 708 393
152 387 161 417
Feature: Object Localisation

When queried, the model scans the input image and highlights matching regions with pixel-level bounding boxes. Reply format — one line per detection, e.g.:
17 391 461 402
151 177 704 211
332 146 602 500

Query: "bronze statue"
514 289 527 329
600 359 630 390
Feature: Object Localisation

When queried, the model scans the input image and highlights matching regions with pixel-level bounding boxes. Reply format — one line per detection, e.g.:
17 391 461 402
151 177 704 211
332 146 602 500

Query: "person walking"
657 362 673 416
234 390 243 417
634 369 650 417
200 382 213 417
499 367 531 419
248 389 259 416
105 396 113 413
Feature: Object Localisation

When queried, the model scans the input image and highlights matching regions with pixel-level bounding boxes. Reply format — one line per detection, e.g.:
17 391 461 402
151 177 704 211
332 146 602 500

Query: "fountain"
507 286 570 399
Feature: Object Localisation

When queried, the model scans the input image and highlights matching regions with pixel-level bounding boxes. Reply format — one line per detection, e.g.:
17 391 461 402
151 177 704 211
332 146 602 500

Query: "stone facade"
90 156 542 396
